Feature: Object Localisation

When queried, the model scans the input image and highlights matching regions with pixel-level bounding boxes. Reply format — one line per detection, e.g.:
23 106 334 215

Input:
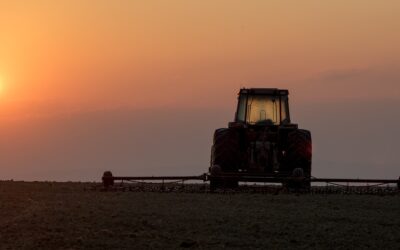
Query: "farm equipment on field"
209 88 311 190
100 171 400 194
100 88 400 194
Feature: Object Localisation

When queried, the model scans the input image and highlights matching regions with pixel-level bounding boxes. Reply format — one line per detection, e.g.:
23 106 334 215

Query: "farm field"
0 181 399 249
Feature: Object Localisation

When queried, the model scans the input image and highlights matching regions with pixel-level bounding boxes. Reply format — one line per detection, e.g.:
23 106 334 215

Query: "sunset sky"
1 1 399 181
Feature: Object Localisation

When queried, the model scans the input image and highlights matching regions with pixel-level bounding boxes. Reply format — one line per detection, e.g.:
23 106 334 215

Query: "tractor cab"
210 87 312 190
235 88 290 126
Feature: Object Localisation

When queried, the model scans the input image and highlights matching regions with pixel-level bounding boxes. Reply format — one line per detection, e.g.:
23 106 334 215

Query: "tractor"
209 88 312 190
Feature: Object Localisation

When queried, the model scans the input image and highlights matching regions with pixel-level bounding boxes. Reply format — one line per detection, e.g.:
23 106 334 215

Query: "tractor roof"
239 88 289 96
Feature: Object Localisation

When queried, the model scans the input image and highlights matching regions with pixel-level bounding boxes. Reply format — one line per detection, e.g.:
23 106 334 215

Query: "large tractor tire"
285 129 312 190
210 128 241 190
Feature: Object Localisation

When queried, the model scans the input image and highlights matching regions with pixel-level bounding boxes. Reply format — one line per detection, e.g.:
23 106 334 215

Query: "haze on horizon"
0 1 399 181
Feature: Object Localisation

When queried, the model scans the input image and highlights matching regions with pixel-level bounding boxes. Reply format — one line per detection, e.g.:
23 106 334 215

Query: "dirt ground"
0 182 399 249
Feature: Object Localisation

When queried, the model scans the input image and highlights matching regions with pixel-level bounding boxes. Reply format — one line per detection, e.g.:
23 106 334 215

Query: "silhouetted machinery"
209 88 312 190
100 88 400 192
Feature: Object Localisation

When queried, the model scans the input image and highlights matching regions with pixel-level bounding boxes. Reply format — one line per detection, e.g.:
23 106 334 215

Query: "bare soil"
0 181 399 249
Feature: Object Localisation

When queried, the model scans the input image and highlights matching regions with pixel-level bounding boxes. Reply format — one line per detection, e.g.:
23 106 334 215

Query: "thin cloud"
295 64 400 102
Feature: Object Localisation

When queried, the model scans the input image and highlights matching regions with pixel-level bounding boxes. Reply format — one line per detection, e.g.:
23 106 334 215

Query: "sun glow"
0 76 3 94
0 76 4 96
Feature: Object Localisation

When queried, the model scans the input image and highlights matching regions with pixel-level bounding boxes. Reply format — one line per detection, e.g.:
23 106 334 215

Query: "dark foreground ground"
0 182 399 249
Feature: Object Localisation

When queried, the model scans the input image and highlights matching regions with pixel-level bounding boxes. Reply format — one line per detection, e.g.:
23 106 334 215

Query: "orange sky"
1 1 400 180
1 1 400 117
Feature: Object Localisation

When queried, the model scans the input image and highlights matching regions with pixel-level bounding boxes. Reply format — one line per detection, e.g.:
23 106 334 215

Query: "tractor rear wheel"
210 128 241 190
286 129 312 190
